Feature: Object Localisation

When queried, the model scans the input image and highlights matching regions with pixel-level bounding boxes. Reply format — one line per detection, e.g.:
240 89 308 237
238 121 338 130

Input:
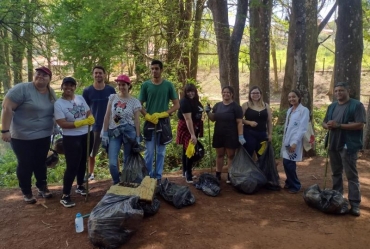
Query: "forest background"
0 0 370 187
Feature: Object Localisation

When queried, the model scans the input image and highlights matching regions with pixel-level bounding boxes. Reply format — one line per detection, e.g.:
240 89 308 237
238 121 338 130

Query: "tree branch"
318 1 337 34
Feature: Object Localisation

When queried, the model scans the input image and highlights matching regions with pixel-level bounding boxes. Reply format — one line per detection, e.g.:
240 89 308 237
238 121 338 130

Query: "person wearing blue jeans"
138 60 179 183
102 75 142 185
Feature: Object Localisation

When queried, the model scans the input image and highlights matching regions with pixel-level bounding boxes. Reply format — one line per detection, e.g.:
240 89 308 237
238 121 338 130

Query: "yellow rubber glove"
185 141 195 158
257 141 267 155
153 112 169 119
74 119 89 128
144 113 158 124
86 115 95 125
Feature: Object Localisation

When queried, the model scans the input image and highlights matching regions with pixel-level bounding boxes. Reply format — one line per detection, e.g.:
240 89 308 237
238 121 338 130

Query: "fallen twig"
149 230 157 236
311 175 317 180
41 220 51 226
66 239 68 247
41 203 48 209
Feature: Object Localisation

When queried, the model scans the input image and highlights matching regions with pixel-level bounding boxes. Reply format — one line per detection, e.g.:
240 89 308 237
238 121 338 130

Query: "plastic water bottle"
75 213 84 233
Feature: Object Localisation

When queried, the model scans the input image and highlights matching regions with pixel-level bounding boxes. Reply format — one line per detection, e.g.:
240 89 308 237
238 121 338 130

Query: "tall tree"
208 0 248 104
334 0 363 100
249 0 272 104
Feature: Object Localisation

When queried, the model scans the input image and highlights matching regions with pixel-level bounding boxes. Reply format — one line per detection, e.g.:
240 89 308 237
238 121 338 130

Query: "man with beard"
322 82 366 216
83 66 116 181
138 60 179 183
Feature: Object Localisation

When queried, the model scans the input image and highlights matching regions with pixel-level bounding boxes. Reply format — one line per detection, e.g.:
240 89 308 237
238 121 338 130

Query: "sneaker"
88 173 95 181
75 185 87 196
23 194 37 204
38 186 52 198
60 195 75 208
288 187 301 194
186 175 193 183
283 185 290 189
192 175 197 179
226 173 231 184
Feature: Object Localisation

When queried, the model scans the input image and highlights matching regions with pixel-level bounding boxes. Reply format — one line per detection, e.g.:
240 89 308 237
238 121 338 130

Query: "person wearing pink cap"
101 74 142 184
1 66 56 204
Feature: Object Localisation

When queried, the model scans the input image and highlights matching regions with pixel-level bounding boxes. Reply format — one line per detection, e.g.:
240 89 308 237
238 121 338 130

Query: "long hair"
288 89 302 106
248 86 264 107
184 84 199 102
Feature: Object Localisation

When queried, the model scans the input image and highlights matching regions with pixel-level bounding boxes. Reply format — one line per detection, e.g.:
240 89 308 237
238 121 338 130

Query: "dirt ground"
1 151 370 249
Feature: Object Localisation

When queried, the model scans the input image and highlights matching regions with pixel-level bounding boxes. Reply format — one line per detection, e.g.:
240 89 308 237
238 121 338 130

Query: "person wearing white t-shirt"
54 77 95 208
102 75 142 184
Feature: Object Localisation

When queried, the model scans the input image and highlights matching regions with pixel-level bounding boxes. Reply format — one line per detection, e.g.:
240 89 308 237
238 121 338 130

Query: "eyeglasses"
251 92 260 95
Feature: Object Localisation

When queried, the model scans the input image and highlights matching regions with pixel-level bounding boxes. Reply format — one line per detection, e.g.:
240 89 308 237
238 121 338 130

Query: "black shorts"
212 128 239 149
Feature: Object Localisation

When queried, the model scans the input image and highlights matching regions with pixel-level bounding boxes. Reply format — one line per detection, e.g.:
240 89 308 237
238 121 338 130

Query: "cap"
62 77 77 85
35 66 52 77
114 74 131 84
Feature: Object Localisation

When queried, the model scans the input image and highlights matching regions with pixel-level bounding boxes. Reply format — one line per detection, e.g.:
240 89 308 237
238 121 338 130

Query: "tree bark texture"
270 29 278 93
0 28 11 92
249 0 272 104
293 0 309 109
208 0 230 88
334 0 363 100
189 0 207 80
229 0 249 104
278 8 296 123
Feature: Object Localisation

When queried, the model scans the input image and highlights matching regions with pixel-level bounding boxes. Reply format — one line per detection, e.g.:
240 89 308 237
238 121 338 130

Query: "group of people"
0 61 366 216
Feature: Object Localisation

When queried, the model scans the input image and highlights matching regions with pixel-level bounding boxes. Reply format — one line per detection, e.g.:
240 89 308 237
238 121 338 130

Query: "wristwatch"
1 130 10 133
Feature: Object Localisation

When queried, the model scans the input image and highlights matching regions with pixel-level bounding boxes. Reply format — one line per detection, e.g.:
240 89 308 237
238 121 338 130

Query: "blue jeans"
283 158 301 191
108 125 136 184
145 132 166 179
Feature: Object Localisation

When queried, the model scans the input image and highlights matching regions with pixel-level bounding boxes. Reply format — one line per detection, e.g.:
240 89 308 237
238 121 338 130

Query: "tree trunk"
249 0 272 104
229 0 249 104
208 0 230 87
270 29 278 93
278 9 296 123
334 0 363 100
189 0 206 80
0 28 12 92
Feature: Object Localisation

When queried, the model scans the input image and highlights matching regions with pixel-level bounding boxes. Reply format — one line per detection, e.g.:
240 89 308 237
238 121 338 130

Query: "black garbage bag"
303 184 350 214
194 173 220 197
139 197 161 217
229 147 267 194
88 194 144 249
121 152 148 184
257 142 281 190
159 178 196 208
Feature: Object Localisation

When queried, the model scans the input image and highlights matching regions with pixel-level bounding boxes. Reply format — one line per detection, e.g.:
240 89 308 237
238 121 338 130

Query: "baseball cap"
62 77 77 85
35 66 52 77
114 74 131 84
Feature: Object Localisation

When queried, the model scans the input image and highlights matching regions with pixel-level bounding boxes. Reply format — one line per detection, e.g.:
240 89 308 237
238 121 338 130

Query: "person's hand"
101 131 109 148
186 142 196 158
326 120 340 130
289 143 296 153
136 136 141 144
238 135 246 145
153 112 169 119
74 118 89 128
144 113 158 124
190 134 197 145
1 132 11 142
205 104 212 113
267 134 272 142
86 115 95 125
249 121 258 127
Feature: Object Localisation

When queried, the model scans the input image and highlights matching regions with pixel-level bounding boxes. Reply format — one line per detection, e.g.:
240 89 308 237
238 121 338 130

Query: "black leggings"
62 132 94 195
11 137 50 195
182 147 194 177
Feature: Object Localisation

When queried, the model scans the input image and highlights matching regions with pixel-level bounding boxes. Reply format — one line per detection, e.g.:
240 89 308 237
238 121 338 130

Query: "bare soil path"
1 152 370 249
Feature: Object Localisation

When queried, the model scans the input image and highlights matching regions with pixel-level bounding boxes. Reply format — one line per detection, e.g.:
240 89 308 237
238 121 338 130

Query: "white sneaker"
88 174 95 181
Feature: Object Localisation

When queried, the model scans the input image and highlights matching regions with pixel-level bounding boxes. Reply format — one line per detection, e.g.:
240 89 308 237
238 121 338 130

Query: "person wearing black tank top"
241 86 273 158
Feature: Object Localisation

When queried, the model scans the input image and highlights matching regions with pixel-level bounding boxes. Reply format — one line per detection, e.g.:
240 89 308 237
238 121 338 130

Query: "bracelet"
1 130 10 133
